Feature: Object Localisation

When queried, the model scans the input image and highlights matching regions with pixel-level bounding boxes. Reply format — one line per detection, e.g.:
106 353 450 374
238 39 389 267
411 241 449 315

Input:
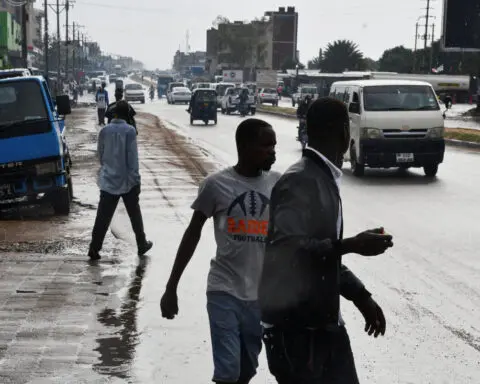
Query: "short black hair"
115 100 129 120
235 118 272 151
306 97 349 139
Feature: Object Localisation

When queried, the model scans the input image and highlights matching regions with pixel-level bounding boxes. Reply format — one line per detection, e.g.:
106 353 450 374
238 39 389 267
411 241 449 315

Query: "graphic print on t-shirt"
227 190 270 243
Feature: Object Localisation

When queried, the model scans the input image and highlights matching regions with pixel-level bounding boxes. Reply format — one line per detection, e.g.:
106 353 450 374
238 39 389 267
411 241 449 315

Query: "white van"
330 80 445 177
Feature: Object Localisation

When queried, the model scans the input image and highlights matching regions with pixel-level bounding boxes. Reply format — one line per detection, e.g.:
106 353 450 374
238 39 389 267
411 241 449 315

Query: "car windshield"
126 84 142 90
363 85 440 111
173 87 189 92
217 84 234 95
0 80 48 126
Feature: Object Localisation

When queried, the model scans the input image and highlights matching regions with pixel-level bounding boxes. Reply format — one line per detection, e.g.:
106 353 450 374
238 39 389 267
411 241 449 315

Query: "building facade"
0 11 22 67
265 6 298 70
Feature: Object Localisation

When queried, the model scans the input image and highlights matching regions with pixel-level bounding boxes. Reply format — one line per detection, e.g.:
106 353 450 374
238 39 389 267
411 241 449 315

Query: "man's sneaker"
88 248 101 261
138 241 153 256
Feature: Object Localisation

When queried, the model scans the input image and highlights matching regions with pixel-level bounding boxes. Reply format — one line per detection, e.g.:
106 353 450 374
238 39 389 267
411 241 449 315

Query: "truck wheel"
424 164 438 177
52 175 72 215
350 145 365 177
190 117 194 125
292 100 296 107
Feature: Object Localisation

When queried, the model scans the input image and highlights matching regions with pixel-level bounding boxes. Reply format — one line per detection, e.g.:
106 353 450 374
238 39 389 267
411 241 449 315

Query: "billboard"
442 0 480 52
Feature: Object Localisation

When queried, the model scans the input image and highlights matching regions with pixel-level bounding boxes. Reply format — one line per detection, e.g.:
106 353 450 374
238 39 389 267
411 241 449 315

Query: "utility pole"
56 0 60 90
71 22 75 79
413 22 419 72
422 0 435 73
65 0 69 79
21 3 28 68
429 24 435 73
44 0 49 81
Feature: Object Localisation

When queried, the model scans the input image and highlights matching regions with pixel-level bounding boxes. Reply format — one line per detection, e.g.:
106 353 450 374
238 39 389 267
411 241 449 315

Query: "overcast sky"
44 0 444 69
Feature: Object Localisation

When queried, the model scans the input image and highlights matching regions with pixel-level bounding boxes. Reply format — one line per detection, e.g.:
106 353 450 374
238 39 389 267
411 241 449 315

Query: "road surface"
0 86 479 383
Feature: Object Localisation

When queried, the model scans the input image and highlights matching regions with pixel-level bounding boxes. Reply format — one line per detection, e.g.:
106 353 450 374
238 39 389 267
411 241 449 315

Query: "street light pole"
44 0 49 82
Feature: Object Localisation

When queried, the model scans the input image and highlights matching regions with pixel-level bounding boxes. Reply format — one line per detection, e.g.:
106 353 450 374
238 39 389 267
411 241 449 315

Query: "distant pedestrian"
89 100 152 261
105 88 137 134
259 97 394 384
95 82 109 125
160 118 280 384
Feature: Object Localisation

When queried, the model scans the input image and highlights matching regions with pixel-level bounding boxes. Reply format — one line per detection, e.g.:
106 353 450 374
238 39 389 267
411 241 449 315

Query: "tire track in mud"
134 112 216 223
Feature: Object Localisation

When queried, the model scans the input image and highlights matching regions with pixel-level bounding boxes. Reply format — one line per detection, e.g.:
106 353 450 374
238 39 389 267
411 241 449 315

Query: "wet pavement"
0 87 479 383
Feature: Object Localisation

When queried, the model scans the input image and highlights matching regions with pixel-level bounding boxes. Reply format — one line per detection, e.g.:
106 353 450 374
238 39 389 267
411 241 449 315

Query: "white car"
124 83 145 103
170 87 192 104
221 87 256 115
257 88 279 106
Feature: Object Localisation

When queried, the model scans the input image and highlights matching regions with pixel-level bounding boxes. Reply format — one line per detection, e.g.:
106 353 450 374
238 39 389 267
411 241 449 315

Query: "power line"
75 1 177 13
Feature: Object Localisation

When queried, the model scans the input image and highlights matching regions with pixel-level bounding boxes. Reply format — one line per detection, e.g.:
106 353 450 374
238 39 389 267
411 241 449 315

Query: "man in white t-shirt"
160 118 280 384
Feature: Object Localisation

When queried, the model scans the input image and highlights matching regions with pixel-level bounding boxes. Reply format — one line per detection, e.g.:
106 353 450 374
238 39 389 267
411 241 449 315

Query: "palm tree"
322 40 365 72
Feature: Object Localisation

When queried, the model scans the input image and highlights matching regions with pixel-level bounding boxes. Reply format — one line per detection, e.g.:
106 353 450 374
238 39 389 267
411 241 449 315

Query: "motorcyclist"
105 88 138 134
238 88 249 115
296 95 312 141
149 84 155 100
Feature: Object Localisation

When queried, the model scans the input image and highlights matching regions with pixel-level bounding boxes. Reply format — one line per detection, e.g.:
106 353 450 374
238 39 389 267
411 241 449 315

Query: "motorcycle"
297 118 308 150
149 89 155 101
238 100 248 117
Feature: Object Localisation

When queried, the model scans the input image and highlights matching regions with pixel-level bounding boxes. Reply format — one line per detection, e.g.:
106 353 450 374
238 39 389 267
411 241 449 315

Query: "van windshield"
0 81 48 126
363 85 440 111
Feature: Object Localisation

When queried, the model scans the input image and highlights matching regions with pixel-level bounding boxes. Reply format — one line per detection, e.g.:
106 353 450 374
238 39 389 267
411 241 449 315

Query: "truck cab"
0 76 73 214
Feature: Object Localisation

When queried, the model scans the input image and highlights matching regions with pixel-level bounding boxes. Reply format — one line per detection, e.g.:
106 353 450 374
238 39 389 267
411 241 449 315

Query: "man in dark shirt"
105 88 137 134
259 97 394 383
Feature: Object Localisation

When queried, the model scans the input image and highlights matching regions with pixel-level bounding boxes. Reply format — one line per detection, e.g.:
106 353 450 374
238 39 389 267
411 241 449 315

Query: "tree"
281 57 305 71
378 46 414 73
364 58 379 71
322 40 365 72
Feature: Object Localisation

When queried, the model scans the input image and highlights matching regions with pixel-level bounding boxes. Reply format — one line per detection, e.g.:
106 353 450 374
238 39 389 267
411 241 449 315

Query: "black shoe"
88 248 101 261
138 241 153 256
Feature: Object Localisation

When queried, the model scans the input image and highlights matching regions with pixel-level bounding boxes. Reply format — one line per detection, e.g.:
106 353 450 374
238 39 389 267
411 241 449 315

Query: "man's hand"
160 288 179 320
355 297 386 338
347 227 393 256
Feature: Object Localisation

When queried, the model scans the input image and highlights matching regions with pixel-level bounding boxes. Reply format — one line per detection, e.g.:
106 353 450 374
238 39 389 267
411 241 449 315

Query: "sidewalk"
0 108 228 383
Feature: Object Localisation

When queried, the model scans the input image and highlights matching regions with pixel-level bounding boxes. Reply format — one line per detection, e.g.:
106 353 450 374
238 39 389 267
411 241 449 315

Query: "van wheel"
424 164 438 177
350 145 364 177
52 176 72 215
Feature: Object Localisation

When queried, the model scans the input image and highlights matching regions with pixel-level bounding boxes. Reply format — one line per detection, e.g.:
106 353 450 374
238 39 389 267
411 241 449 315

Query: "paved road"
0 93 479 383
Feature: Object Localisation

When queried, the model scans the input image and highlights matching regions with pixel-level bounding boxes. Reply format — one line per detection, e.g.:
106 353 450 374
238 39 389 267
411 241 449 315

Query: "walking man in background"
95 82 109 126
259 97 394 383
89 100 152 261
160 119 280 384
105 88 137 134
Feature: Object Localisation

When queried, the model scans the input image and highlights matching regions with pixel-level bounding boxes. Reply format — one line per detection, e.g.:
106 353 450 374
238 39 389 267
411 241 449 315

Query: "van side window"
352 92 359 103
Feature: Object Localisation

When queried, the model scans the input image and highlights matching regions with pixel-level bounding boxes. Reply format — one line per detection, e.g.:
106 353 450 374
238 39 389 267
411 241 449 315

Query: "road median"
257 105 480 149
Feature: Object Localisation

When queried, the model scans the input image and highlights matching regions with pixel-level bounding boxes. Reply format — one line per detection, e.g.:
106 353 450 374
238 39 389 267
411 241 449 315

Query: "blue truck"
0 76 73 214
157 74 174 98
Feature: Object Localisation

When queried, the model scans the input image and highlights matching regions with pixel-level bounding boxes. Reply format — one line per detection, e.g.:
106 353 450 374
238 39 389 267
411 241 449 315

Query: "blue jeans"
207 292 263 383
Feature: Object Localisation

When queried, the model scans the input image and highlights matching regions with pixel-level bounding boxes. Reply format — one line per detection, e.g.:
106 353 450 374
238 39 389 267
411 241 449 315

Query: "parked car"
257 87 279 106
109 74 117 83
124 83 145 103
170 86 192 104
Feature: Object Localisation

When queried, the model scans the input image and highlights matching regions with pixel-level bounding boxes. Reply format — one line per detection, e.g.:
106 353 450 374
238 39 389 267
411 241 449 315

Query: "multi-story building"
173 50 207 75
206 6 298 74
0 11 22 67
265 6 298 70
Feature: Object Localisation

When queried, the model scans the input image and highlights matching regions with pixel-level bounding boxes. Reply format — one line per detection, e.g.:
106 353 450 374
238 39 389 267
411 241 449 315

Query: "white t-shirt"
191 167 281 301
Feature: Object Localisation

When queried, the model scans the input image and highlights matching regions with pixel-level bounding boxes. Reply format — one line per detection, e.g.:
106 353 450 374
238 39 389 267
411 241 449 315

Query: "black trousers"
97 108 106 125
262 326 360 384
90 185 146 252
